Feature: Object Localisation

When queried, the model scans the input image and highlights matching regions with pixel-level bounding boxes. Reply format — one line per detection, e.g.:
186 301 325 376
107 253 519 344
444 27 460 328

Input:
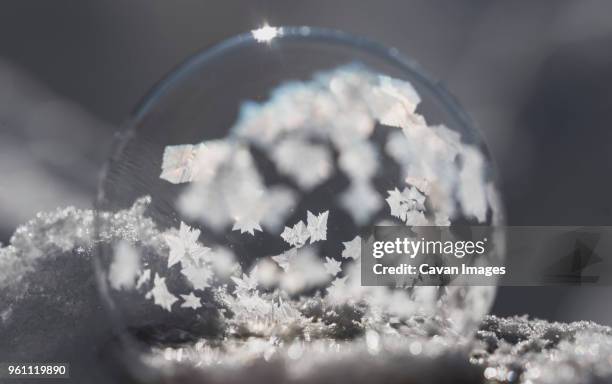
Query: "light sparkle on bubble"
251 24 281 43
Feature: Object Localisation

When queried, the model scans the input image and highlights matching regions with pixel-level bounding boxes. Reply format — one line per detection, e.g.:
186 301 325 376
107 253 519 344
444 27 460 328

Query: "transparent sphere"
95 26 504 377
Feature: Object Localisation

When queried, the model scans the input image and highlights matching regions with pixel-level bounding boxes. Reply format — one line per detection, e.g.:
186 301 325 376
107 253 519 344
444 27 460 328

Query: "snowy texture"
0 197 159 297
139 315 612 384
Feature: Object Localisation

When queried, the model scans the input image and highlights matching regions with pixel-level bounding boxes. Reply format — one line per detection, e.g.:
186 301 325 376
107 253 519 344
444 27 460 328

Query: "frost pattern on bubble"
102 65 504 374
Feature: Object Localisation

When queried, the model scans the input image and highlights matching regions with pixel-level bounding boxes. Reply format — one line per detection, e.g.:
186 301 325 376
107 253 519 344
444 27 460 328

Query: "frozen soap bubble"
94 26 504 377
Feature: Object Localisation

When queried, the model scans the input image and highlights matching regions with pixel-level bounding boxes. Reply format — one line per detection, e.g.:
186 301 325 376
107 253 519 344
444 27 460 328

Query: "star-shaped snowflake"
323 257 342 276
232 218 263 236
342 236 362 260
229 181 266 236
281 220 310 248
231 266 259 294
146 274 178 311
385 187 426 223
163 222 210 268
180 292 202 310
181 264 213 291
307 210 329 243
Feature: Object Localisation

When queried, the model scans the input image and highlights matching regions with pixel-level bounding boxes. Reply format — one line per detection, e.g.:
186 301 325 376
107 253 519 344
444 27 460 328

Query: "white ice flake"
326 276 349 302
340 181 382 225
252 258 280 287
338 141 378 181
208 247 240 279
231 267 259 294
281 221 310 248
108 240 140 290
328 112 375 149
180 292 202 309
386 189 406 218
272 248 297 272
160 144 203 184
279 247 329 294
232 216 263 235
306 210 329 243
136 268 151 289
260 187 297 232
160 141 231 184
371 75 421 128
342 236 362 260
405 176 431 196
177 181 232 231
272 139 332 190
146 274 178 311
163 222 210 268
175 145 268 236
181 264 213 291
225 148 267 235
323 257 342 276
385 187 426 223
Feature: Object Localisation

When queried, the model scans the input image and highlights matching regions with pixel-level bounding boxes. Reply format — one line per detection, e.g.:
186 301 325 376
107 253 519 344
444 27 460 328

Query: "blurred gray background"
1 0 612 324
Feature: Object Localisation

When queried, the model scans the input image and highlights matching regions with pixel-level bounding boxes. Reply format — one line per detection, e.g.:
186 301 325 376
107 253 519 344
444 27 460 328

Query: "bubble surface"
94 26 504 378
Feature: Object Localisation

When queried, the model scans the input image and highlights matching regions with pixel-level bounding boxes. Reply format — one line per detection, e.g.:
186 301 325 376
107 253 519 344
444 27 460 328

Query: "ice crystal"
160 141 232 184
338 141 378 180
272 139 333 190
271 248 297 272
385 187 426 223
207 247 239 279
159 144 205 184
146 274 178 311
136 268 151 289
163 222 209 268
180 263 213 291
281 221 310 248
340 181 383 225
325 275 349 301
278 247 329 294
306 210 329 243
341 236 362 260
323 257 342 276
180 292 202 310
231 268 259 294
260 187 297 232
